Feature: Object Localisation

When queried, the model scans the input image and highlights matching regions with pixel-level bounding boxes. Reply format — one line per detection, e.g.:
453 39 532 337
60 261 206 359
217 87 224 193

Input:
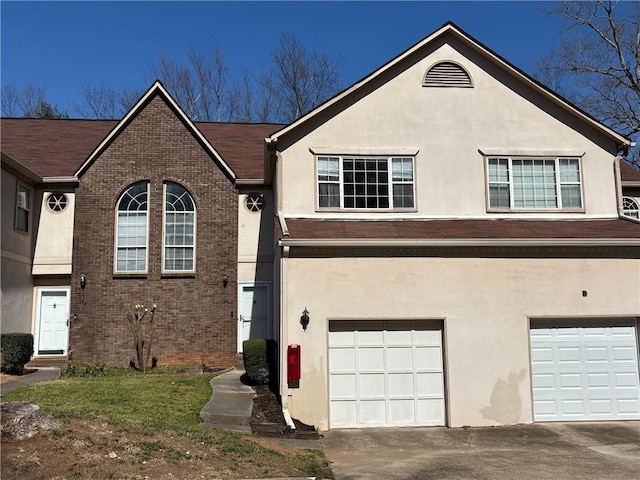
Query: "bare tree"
262 34 342 123
535 1 640 166
151 44 232 122
1 84 51 117
72 83 142 119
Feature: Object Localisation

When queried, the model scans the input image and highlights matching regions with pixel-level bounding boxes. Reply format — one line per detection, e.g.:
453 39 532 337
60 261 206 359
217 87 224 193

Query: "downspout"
270 142 296 430
613 155 625 218
279 244 295 430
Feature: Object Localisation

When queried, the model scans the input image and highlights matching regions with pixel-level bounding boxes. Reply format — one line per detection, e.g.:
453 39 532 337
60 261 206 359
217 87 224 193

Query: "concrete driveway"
321 422 640 480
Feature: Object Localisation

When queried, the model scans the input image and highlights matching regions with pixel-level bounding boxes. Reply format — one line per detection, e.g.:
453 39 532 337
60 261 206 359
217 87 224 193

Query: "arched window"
423 61 473 87
623 197 639 219
115 182 148 272
164 182 196 272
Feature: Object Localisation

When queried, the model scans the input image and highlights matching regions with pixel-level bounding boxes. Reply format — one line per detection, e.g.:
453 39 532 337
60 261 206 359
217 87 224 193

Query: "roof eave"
278 238 640 248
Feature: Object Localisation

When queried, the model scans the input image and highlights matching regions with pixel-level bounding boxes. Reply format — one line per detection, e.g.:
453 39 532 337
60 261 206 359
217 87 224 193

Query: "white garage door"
530 319 640 422
329 320 445 428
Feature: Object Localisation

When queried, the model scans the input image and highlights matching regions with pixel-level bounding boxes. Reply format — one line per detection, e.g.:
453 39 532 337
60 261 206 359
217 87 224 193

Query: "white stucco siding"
237 189 274 283
32 192 75 275
277 42 619 218
282 256 640 430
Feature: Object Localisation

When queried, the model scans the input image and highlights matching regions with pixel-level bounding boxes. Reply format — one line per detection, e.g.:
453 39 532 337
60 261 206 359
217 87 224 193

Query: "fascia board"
74 81 236 180
1 152 42 182
270 23 631 148
278 238 640 248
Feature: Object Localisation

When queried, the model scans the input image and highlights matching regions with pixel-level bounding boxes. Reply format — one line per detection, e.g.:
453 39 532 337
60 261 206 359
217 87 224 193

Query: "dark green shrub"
242 339 277 385
60 363 108 377
1 333 34 374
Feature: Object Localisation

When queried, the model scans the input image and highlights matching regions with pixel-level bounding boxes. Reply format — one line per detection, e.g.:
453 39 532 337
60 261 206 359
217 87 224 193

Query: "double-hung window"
115 182 148 273
163 182 195 273
487 157 582 210
317 156 415 209
15 183 31 232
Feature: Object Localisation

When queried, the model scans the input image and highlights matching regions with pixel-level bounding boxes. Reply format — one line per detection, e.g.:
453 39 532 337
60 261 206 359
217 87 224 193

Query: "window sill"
113 273 148 279
316 208 418 213
161 272 196 279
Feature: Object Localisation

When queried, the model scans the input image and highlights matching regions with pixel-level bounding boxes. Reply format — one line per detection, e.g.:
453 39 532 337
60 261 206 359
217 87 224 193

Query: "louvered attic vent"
423 61 473 87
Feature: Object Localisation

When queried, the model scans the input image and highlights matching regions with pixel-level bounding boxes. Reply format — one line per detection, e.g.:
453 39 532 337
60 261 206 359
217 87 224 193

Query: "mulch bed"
250 384 319 439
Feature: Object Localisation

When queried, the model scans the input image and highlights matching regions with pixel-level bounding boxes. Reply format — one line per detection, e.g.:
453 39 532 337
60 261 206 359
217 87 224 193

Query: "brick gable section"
70 94 238 367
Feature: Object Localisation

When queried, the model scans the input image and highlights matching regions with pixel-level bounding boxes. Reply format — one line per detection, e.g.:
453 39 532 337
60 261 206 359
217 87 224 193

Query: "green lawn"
1 367 333 479
2 367 212 432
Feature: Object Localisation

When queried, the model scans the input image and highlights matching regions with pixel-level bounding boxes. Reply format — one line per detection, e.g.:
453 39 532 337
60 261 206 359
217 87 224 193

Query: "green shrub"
1 333 34 374
60 363 109 377
242 339 277 385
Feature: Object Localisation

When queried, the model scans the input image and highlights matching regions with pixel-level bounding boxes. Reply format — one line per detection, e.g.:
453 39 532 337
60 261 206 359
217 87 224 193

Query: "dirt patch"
1 416 328 480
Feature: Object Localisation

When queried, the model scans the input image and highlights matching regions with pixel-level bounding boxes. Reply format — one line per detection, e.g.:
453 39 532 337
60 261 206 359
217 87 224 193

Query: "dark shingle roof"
0 118 282 180
621 161 640 182
282 218 640 241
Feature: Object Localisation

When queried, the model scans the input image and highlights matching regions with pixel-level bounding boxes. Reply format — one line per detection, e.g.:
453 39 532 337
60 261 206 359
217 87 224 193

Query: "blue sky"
1 1 562 117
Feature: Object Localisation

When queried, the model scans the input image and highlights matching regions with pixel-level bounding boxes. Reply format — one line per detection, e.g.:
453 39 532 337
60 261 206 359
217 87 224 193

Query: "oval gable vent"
423 61 473 87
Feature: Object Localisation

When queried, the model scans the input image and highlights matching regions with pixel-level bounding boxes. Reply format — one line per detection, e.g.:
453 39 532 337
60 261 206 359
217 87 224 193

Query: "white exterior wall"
278 42 620 218
32 192 75 275
282 256 640 430
237 189 274 283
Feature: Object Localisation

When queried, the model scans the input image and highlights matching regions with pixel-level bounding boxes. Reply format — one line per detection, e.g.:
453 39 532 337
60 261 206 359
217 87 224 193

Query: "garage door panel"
330 348 355 371
530 319 640 422
613 346 637 361
388 399 415 423
415 346 442 369
418 399 445 424
332 400 357 425
360 400 386 425
417 372 444 396
331 374 356 398
387 347 413 370
358 347 384 370
359 373 385 397
329 320 445 428
387 373 414 397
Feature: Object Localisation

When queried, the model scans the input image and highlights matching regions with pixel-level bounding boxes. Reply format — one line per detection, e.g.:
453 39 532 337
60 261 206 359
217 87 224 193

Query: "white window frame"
486 156 584 211
114 182 149 274
316 155 416 210
622 196 640 219
162 182 196 274
15 182 31 233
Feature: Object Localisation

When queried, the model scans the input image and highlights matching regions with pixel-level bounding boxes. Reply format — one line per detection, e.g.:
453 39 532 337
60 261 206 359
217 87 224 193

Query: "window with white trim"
15 183 31 232
317 156 415 209
115 182 148 272
622 197 639 219
487 157 582 210
163 182 195 272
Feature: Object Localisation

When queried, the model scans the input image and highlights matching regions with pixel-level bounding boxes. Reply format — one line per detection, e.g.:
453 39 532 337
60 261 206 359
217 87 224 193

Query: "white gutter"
42 176 78 184
278 238 640 248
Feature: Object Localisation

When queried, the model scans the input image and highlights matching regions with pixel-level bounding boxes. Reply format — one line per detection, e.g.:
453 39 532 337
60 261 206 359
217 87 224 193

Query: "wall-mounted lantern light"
300 307 310 331
80 274 86 290
223 275 229 288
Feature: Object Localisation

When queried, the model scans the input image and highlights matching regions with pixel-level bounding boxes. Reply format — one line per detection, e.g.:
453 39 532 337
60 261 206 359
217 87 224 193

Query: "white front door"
329 320 445 428
530 319 640 421
238 284 270 352
36 289 70 355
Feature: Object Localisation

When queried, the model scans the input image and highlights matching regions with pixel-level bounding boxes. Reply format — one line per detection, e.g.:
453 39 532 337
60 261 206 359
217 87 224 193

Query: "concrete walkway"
0 367 61 396
199 368 256 433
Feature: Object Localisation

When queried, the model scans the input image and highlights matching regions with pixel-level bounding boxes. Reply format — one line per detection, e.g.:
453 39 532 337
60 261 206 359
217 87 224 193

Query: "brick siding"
69 94 238 368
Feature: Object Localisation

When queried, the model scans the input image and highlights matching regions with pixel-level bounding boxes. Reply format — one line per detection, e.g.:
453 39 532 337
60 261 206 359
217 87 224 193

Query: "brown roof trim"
279 218 640 245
